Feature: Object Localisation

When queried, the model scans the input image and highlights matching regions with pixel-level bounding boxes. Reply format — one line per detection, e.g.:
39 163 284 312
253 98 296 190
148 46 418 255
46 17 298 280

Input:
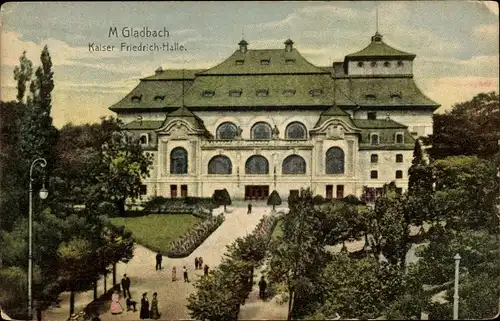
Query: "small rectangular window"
367 112 377 120
396 154 403 163
282 89 296 96
140 184 147 195
201 90 215 97
229 90 242 97
396 133 404 144
370 170 378 179
370 134 379 145
260 59 270 65
235 60 244 65
309 89 323 96
285 59 296 64
256 89 269 97
370 154 378 163
396 170 403 179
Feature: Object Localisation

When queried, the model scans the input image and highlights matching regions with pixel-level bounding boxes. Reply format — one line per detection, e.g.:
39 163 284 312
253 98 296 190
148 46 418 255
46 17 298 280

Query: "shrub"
212 189 231 211
313 195 325 205
342 194 365 205
141 196 215 215
166 214 225 258
252 214 279 243
267 190 282 211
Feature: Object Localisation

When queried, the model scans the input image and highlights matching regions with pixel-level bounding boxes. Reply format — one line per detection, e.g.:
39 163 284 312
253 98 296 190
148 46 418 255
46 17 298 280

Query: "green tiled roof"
162 106 207 130
122 120 163 130
142 69 204 80
183 74 335 107
358 127 416 150
346 32 416 60
199 48 329 75
314 105 350 127
352 119 407 129
334 77 439 108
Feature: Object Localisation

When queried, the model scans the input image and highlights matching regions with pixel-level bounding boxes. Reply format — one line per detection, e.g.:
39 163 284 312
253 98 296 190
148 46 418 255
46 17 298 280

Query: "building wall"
358 149 412 191
347 59 413 76
352 109 433 136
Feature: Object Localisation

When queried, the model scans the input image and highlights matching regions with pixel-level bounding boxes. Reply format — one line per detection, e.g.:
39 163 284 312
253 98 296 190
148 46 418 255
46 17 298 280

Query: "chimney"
238 39 248 53
155 66 163 75
284 38 294 52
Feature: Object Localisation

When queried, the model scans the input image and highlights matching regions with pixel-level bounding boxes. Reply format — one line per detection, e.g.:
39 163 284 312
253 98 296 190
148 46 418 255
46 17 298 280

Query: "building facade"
110 32 439 201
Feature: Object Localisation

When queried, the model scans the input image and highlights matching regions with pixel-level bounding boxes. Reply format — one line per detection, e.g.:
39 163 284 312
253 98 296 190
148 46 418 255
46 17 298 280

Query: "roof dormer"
238 39 248 54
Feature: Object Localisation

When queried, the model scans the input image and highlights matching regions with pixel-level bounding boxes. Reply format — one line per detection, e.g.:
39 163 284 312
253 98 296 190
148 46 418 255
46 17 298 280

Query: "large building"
110 32 439 202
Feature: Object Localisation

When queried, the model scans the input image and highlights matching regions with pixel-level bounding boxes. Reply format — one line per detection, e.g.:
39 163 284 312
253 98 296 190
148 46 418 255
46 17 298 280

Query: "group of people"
194 256 210 276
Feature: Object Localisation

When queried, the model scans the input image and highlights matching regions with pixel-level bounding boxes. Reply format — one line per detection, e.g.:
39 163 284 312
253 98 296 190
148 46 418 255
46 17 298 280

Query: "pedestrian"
247 203 252 214
183 265 189 283
121 274 131 299
150 292 160 319
126 297 137 312
198 257 203 269
171 266 177 281
194 257 199 270
203 264 209 276
140 292 149 319
155 251 162 270
258 276 267 300
110 290 123 315
36 307 42 321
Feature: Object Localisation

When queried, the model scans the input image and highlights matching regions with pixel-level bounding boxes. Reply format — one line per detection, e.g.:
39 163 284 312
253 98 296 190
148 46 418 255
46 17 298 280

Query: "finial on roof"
155 66 163 75
284 38 294 52
238 39 248 53
371 31 383 43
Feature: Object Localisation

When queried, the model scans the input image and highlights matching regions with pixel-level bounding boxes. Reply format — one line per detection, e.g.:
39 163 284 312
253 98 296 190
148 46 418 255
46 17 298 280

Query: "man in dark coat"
121 274 131 298
258 276 267 300
247 203 252 214
155 252 162 270
140 292 149 319
203 264 209 276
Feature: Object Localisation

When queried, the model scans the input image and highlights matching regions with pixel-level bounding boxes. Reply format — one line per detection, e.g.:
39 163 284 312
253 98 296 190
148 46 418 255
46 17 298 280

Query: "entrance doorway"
336 185 344 199
326 185 333 199
245 185 269 200
181 185 188 197
170 185 177 198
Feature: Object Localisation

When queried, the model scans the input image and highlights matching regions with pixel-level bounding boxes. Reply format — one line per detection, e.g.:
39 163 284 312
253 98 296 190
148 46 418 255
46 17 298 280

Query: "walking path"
44 204 283 320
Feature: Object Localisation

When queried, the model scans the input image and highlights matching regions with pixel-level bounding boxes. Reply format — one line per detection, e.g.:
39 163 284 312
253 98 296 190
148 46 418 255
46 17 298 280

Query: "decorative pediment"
156 119 205 137
310 118 361 138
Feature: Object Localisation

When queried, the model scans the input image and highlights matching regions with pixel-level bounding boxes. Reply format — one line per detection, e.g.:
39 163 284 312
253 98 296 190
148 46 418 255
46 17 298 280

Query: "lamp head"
39 187 49 200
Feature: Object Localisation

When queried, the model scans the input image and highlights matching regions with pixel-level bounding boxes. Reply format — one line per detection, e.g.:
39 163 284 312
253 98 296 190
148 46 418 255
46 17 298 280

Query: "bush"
212 189 231 210
342 194 365 206
313 195 325 205
252 214 279 243
141 196 215 216
166 214 225 258
267 190 282 210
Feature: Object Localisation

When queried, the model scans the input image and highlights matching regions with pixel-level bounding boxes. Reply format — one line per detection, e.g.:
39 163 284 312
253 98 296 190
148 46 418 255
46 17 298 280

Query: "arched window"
170 147 188 174
251 122 272 140
285 122 307 140
245 155 269 174
208 155 232 174
326 147 345 174
216 122 238 140
282 155 306 174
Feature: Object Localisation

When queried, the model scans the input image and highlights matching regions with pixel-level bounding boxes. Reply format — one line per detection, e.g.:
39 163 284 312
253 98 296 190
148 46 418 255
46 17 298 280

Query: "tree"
267 188 329 320
13 51 33 103
95 120 153 215
423 92 500 160
407 140 434 228
212 189 231 211
267 190 282 211
432 156 499 231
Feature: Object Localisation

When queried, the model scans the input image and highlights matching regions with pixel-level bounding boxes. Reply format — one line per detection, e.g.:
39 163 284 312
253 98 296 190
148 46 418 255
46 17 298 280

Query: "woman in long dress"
171 266 177 281
110 290 123 315
150 292 160 319
140 292 149 319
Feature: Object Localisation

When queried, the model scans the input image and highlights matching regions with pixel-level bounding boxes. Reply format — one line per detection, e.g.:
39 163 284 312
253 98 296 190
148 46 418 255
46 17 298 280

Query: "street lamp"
453 253 461 320
28 158 48 320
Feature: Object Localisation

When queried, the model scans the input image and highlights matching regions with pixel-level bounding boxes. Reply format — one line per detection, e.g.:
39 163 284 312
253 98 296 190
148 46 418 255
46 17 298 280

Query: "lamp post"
453 253 461 320
28 158 48 320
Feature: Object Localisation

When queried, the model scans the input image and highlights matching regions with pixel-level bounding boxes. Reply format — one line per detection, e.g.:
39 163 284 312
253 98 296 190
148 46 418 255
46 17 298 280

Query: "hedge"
166 214 225 258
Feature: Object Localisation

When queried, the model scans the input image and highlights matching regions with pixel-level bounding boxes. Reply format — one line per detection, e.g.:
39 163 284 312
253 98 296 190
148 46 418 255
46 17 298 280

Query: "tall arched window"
285 122 307 140
251 122 272 140
326 147 345 174
282 155 306 174
208 155 232 174
216 122 238 140
245 155 269 174
170 147 188 174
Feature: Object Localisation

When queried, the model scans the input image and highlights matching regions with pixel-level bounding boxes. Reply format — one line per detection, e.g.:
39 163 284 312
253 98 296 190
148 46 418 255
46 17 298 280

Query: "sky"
1 1 498 128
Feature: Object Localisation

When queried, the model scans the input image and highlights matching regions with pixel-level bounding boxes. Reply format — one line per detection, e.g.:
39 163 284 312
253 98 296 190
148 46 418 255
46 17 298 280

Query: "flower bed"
141 196 215 218
251 213 280 244
166 214 225 258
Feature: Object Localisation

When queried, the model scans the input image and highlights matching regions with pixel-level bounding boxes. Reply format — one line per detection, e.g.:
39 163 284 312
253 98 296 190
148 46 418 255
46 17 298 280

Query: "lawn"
110 214 202 252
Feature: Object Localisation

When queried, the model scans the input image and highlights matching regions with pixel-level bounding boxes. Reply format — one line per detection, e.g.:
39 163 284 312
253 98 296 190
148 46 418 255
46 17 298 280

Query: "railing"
200 139 313 148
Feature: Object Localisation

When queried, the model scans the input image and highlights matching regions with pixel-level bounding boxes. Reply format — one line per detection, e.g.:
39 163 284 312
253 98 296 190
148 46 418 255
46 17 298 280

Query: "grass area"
110 214 202 252
271 219 283 239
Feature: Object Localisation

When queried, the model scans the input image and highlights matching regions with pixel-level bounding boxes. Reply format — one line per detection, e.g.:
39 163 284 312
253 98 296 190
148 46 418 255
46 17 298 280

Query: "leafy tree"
267 190 282 211
423 92 500 160
13 51 33 103
212 189 231 211
95 122 153 215
407 140 434 228
432 156 499 231
267 188 329 320
321 202 365 248
309 253 404 320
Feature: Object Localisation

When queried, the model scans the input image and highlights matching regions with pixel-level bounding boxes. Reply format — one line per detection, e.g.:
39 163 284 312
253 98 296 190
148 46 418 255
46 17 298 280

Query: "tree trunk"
116 198 126 216
273 205 276 211
93 281 97 300
112 263 117 287
69 290 75 316
287 289 295 321
104 273 107 293
224 204 227 211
